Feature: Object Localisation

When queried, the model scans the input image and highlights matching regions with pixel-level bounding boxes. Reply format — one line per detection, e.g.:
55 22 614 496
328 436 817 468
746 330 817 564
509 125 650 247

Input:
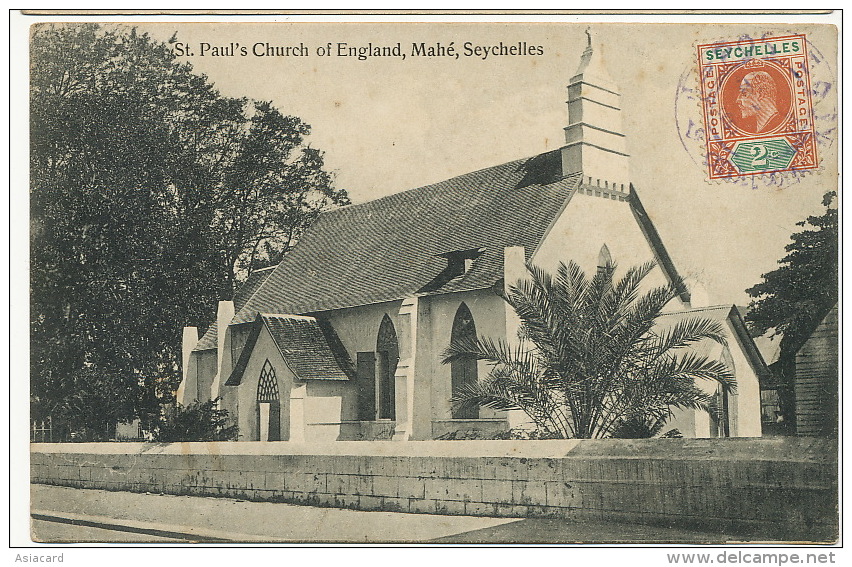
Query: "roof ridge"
658 304 733 315
323 151 560 215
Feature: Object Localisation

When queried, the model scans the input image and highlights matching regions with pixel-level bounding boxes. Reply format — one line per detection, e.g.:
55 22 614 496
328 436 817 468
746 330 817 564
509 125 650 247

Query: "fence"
30 418 54 443
30 437 838 542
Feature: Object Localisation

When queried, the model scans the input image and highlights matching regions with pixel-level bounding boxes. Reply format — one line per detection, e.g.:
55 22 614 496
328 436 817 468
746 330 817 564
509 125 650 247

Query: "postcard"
15 11 840 550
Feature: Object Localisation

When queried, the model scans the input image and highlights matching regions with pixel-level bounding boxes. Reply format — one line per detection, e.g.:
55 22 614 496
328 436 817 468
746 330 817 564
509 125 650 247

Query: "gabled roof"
233 150 582 323
193 266 275 352
630 188 691 303
225 314 354 386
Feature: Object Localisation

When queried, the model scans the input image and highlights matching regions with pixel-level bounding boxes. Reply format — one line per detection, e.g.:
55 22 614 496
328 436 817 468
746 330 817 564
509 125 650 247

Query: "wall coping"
31 437 836 462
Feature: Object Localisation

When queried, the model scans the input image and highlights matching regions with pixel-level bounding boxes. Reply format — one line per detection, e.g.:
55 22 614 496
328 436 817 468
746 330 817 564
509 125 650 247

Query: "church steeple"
561 30 630 192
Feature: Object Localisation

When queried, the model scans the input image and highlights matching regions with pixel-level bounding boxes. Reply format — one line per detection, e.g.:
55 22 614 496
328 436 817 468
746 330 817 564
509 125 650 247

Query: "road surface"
31 484 744 544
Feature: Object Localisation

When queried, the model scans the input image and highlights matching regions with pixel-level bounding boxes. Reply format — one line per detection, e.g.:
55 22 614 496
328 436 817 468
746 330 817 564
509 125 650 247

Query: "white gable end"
531 190 684 310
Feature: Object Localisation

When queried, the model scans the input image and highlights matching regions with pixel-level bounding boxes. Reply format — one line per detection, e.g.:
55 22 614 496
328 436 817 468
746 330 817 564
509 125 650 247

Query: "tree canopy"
443 260 735 439
745 192 838 355
30 23 349 438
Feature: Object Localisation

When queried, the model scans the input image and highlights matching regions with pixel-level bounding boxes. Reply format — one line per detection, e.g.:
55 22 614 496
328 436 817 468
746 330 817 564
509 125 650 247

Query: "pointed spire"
561 29 630 190
572 28 617 90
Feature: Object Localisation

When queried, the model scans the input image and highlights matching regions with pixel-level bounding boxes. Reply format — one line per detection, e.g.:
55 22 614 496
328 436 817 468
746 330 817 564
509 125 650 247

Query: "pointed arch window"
710 349 734 438
375 314 399 420
451 303 479 419
256 360 280 441
597 244 613 275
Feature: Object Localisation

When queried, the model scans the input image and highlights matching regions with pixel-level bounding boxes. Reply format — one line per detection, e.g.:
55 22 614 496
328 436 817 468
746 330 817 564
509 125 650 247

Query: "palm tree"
442 260 735 439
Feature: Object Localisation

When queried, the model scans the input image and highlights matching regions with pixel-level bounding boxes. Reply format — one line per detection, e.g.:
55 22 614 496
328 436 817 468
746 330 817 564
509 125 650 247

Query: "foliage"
745 191 838 355
153 399 238 442
31 367 139 442
435 428 563 441
609 415 682 439
30 23 348 432
443 260 735 439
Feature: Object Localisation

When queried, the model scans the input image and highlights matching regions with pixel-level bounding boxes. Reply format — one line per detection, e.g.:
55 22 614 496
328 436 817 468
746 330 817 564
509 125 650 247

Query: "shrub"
153 398 238 442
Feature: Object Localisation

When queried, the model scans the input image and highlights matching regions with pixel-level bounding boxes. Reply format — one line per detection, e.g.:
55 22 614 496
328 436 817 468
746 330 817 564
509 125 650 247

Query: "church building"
178 36 767 442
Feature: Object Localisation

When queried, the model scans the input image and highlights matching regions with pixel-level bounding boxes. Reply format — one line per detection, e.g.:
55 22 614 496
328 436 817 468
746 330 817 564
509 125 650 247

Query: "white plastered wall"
725 321 763 437
530 191 680 310
665 319 763 438
421 289 508 426
318 299 403 425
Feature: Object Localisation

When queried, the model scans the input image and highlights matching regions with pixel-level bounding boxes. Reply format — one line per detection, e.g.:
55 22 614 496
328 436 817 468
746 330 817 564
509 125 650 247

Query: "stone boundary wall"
31 438 837 541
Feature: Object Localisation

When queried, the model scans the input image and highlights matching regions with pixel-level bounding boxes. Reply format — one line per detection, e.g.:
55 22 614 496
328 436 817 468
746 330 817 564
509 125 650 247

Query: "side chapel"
178 35 767 442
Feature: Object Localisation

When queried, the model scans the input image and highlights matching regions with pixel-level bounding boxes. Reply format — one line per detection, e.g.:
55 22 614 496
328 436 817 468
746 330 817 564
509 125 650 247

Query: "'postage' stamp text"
697 34 817 180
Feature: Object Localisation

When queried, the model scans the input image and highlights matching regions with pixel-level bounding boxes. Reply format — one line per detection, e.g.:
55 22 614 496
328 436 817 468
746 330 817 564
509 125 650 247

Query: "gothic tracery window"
256 360 280 441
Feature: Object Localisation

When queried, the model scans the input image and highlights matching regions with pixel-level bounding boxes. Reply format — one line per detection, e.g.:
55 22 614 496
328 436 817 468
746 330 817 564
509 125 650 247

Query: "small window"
597 244 613 274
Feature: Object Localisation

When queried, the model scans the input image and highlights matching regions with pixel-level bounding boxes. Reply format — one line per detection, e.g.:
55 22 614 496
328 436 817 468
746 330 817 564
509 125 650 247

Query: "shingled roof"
225 314 354 385
232 150 583 323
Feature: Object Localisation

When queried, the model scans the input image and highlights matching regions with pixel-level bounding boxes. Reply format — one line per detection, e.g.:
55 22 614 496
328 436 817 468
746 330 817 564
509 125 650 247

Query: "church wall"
422 288 508 432
319 300 404 360
180 349 219 405
531 191 677 309
317 299 403 427
665 340 723 439
196 350 218 403
664 323 763 439
317 291 510 439
726 322 763 438
303 380 352 442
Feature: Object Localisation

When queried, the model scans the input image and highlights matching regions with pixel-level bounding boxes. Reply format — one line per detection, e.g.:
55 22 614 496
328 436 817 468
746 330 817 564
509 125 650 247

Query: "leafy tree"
744 192 837 433
153 399 238 442
745 192 838 353
443 260 735 439
210 100 346 295
30 23 348 433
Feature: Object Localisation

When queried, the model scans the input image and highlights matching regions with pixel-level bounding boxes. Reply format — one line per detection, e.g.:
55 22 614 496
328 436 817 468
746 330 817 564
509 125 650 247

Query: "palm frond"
652 316 729 355
652 351 737 393
441 256 742 439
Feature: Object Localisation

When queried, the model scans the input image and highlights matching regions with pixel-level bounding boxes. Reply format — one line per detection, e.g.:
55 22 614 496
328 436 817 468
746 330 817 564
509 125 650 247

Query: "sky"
26 17 841 308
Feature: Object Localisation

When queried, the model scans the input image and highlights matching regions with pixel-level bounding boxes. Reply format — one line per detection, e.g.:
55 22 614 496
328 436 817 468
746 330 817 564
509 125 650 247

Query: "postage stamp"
697 34 817 180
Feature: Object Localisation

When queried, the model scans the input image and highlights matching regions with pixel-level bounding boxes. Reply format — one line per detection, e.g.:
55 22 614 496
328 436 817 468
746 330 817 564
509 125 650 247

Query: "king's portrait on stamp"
735 66 786 134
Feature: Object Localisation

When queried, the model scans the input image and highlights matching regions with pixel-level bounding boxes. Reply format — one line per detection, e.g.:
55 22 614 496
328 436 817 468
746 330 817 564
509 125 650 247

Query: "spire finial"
585 27 592 49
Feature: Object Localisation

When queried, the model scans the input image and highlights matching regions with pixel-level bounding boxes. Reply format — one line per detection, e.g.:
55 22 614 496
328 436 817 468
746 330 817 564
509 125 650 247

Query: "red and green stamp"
697 34 817 179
